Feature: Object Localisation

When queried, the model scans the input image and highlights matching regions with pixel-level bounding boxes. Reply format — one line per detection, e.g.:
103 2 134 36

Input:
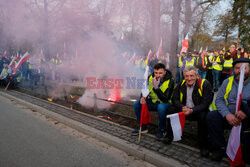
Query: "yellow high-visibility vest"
213 56 223 71
148 75 170 103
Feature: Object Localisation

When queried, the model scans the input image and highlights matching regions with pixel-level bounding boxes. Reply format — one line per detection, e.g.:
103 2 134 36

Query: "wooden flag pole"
5 82 10 91
138 126 142 142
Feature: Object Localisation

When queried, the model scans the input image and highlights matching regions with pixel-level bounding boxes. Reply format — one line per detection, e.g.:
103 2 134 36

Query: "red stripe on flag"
140 103 152 127
228 145 245 167
12 53 30 74
178 112 185 132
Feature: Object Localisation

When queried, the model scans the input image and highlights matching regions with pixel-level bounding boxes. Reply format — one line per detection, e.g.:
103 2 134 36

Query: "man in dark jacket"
132 63 174 140
166 66 213 157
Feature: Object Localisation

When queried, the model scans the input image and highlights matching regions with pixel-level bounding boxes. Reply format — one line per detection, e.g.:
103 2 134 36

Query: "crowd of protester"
130 44 250 164
0 44 250 165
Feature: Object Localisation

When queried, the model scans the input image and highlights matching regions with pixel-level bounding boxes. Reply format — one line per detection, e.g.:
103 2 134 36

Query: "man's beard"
234 73 250 81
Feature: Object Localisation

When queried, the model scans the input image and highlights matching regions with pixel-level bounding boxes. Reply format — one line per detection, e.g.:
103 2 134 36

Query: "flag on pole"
180 34 189 53
167 112 185 141
129 52 137 64
3 51 7 58
156 38 162 59
226 64 245 167
138 65 151 141
146 50 153 65
121 32 124 40
199 47 203 54
205 46 208 51
12 52 30 74
140 102 152 126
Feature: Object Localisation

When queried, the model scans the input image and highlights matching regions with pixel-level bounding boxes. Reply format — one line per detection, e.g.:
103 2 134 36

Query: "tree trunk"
43 0 50 60
183 0 191 37
151 0 160 51
170 0 181 71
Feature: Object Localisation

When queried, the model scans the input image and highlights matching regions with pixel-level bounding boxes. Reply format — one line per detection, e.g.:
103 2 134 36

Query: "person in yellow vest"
168 66 213 157
207 58 250 162
182 52 195 70
176 52 185 83
0 62 11 86
195 51 208 79
132 63 174 140
212 50 224 92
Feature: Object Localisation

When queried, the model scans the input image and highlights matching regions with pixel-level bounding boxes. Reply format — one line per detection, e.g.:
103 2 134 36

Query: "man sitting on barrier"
166 66 213 157
207 58 250 162
132 63 174 140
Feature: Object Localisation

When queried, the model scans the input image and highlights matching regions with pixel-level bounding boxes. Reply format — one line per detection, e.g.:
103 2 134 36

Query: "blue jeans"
134 99 171 131
212 70 221 91
198 70 207 79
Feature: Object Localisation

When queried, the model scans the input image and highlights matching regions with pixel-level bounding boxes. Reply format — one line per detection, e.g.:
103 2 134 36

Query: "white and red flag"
2 51 7 58
226 64 246 167
121 32 124 40
167 112 185 141
12 52 30 74
199 47 203 54
146 50 153 65
180 34 189 53
138 65 152 142
156 38 162 59
129 52 137 64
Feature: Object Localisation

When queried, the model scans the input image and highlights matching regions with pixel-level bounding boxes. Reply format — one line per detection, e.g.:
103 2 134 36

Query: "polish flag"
121 32 124 40
12 52 30 74
180 34 188 53
129 52 137 64
167 112 185 141
199 47 203 54
146 50 153 65
226 64 246 167
2 51 7 58
156 38 162 59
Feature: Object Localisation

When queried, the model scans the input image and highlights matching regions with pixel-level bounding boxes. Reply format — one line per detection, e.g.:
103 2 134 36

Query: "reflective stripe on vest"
196 57 208 67
148 75 170 103
211 76 234 111
180 78 205 103
223 58 233 68
224 76 234 105
185 58 195 67
178 57 183 67
213 56 223 71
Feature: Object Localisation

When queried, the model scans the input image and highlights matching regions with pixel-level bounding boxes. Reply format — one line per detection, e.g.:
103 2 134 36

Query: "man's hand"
235 110 247 121
182 106 193 116
153 77 160 89
140 97 146 104
225 113 240 126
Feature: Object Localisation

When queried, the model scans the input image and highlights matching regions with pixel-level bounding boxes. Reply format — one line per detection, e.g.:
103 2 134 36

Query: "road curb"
1 91 188 167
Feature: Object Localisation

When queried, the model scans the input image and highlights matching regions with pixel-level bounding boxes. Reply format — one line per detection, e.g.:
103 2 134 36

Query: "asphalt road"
0 95 154 167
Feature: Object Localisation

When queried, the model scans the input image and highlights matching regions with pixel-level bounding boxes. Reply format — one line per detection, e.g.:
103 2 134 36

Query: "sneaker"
131 126 148 136
155 129 166 140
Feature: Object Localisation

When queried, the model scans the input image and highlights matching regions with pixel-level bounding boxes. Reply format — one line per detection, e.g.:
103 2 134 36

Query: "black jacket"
147 69 174 103
171 79 213 113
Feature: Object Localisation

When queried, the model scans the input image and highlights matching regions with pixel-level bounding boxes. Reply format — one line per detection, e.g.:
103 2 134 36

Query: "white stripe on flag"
227 121 242 161
167 113 182 141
